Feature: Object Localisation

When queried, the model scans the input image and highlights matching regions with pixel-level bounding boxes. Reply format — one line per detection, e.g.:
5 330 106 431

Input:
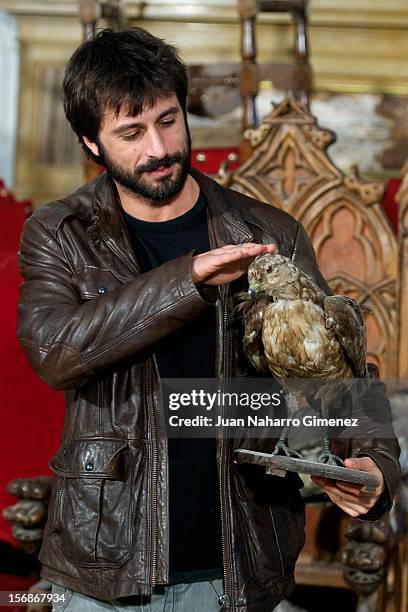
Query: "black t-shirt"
123 192 223 583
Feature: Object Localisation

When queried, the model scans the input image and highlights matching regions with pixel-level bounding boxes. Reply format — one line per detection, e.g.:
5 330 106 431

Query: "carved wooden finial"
243 124 271 147
344 166 385 206
237 0 258 20
79 0 99 24
264 91 315 126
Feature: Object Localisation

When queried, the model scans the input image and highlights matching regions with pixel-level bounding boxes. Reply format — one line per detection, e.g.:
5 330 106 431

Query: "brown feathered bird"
238 253 368 465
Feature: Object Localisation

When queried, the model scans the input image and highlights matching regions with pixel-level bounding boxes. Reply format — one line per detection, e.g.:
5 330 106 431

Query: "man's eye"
122 132 142 141
161 119 176 128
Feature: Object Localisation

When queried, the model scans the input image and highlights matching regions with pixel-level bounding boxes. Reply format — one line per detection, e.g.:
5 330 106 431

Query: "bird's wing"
323 295 367 378
236 293 272 374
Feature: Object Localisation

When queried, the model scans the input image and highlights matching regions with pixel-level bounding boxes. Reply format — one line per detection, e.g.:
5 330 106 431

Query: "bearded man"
17 27 400 612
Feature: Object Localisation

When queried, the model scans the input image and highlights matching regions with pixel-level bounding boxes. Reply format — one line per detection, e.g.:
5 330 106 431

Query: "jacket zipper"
217 283 233 610
146 358 159 588
204 207 251 609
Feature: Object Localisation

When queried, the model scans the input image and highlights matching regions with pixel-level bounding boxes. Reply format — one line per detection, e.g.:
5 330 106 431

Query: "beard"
97 131 192 202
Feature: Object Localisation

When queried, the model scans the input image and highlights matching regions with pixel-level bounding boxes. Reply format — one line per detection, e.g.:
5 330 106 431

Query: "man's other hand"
192 243 278 286
311 457 385 517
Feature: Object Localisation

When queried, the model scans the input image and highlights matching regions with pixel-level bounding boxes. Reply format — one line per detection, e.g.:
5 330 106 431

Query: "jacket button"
98 287 107 295
85 462 94 472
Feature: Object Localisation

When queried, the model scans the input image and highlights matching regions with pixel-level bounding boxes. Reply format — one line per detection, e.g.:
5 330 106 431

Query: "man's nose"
145 128 167 159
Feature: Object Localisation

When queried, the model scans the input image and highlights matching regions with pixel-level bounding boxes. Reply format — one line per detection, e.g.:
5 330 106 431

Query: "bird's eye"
266 265 272 273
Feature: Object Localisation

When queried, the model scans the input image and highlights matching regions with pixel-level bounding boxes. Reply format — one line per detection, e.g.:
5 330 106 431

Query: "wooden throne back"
218 93 404 379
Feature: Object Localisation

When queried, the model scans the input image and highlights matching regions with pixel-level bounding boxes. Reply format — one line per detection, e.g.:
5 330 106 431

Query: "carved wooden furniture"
395 162 408 382
238 0 311 165
189 0 311 164
217 91 407 610
219 92 404 380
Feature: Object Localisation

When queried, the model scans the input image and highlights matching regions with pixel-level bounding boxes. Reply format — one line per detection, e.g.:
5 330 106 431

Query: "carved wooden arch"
396 163 408 381
298 185 397 376
218 93 400 378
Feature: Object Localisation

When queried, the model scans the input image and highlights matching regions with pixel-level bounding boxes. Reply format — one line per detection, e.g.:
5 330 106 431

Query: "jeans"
51 580 224 611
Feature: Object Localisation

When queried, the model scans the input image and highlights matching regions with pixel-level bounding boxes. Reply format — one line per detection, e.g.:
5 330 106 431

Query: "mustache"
136 152 184 175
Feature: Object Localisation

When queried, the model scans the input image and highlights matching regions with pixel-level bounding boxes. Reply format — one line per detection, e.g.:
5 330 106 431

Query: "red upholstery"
0 183 64 544
381 178 400 234
191 147 240 174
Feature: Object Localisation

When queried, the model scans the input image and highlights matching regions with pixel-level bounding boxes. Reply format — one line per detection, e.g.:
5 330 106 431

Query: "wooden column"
78 0 126 183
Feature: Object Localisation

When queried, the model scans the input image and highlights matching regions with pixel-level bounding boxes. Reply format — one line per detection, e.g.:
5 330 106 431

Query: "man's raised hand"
192 243 278 286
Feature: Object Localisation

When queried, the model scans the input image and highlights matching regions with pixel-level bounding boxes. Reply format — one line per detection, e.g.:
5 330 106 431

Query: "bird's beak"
248 287 257 298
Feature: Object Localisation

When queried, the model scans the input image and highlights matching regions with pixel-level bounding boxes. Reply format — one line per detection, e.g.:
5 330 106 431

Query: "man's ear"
82 136 100 158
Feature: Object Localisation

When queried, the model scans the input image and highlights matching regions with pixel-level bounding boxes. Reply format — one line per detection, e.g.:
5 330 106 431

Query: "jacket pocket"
234 465 305 588
73 267 121 300
48 437 143 568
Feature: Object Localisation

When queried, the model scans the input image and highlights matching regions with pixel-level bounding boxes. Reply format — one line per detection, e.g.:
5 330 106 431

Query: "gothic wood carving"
395 162 408 381
218 92 399 377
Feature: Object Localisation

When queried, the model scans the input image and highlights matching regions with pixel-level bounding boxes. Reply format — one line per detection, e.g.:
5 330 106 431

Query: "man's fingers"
311 476 376 510
328 499 368 517
210 243 277 255
330 495 372 516
202 245 275 267
336 480 372 496
192 242 278 284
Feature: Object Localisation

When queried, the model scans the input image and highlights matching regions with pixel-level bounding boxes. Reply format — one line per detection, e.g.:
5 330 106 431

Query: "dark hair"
62 27 188 162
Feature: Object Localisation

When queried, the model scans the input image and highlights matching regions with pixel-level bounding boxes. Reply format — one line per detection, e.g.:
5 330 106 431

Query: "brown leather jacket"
17 169 400 610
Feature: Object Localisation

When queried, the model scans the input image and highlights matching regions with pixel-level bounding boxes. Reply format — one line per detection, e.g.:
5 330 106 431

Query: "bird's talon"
272 441 302 459
318 452 345 467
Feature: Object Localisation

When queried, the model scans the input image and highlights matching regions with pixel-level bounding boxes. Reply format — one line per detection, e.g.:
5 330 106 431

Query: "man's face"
85 94 191 202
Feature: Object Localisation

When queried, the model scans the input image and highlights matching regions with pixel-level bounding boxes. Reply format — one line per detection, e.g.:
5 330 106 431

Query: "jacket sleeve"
291 221 401 519
348 369 401 521
17 216 216 390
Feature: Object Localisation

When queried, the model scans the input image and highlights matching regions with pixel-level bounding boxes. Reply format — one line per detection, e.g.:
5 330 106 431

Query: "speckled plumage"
241 253 367 384
238 254 368 462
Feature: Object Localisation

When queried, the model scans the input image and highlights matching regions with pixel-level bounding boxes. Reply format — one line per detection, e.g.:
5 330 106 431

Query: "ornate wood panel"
218 93 400 377
396 163 408 380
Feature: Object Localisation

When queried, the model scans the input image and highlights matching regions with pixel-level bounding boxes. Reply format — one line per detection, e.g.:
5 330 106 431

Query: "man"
17 28 400 611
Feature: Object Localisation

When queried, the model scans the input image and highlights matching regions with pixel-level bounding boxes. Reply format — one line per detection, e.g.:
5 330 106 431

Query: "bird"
237 253 368 465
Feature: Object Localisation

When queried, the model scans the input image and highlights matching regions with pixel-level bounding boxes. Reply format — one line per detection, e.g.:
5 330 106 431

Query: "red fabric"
382 178 400 234
0 185 65 544
191 147 240 174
